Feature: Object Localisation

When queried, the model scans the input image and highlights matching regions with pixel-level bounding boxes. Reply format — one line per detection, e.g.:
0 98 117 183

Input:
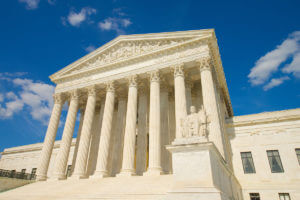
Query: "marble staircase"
0 175 174 200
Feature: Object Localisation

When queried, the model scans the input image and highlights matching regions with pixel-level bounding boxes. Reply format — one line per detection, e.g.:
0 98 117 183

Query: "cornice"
1 139 77 155
226 108 300 127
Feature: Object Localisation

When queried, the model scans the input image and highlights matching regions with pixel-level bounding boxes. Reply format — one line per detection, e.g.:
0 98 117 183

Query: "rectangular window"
279 193 291 200
249 193 260 200
241 152 256 173
267 150 284 173
21 169 26 174
296 148 300 165
30 168 37 180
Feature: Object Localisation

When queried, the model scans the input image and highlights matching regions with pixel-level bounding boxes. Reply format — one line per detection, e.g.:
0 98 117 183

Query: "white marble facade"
0 29 299 200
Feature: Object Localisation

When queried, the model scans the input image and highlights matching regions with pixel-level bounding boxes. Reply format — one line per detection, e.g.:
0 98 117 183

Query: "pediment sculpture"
180 106 210 139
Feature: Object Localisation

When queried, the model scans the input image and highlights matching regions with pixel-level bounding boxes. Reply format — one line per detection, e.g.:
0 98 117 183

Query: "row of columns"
36 57 226 181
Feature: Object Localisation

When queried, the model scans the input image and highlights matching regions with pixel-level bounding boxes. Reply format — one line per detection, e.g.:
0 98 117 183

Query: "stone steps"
0 175 173 200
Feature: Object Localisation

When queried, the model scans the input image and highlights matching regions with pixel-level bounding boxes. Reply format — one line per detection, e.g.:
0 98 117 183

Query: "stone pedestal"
166 142 241 200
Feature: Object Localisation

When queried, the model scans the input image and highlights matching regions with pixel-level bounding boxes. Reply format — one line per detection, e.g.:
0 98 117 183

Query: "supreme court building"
0 29 300 200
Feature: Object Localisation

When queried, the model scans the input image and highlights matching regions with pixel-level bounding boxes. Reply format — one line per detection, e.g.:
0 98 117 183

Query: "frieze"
63 38 194 76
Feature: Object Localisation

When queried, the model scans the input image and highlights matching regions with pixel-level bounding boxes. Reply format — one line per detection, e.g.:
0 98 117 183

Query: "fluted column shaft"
160 84 171 174
93 82 115 178
36 94 63 181
119 76 138 176
145 71 163 175
53 90 79 180
136 86 148 175
199 57 225 158
173 64 187 139
71 108 85 174
72 87 97 179
111 97 127 176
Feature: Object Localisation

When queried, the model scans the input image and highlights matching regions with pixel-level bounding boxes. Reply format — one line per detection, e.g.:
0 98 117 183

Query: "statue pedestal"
166 142 242 200
172 136 208 145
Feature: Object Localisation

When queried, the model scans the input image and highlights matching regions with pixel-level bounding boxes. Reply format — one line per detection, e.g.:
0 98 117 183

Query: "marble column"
160 81 171 174
144 70 163 176
185 79 193 114
173 64 187 140
71 107 85 174
136 83 148 175
72 86 97 179
53 90 79 180
118 75 138 176
198 57 225 158
93 82 115 178
168 91 175 173
111 95 127 176
36 93 64 181
86 105 102 176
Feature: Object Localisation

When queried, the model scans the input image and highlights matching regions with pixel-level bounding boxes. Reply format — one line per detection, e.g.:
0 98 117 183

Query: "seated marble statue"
181 105 209 138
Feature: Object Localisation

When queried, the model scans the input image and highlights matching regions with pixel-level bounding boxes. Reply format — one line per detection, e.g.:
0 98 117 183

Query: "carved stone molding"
127 75 138 87
149 70 160 82
196 57 213 72
106 81 115 92
173 63 185 77
70 89 80 100
53 93 64 104
87 86 97 97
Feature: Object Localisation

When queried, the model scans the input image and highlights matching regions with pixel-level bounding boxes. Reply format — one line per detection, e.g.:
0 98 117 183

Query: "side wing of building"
0 139 76 177
227 108 300 200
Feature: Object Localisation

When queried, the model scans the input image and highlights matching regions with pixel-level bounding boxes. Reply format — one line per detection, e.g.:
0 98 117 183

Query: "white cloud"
98 17 132 34
0 94 3 102
248 32 300 85
248 31 300 90
282 52 300 78
0 99 24 118
263 76 290 91
19 0 40 10
0 76 55 125
64 7 97 27
85 45 96 53
6 92 18 100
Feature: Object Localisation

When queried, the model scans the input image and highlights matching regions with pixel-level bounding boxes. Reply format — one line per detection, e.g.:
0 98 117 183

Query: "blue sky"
0 0 299 152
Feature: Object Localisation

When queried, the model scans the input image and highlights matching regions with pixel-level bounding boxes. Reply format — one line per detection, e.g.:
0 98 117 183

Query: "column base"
143 168 164 176
116 169 136 177
51 173 67 181
70 173 88 180
90 171 108 179
36 174 47 181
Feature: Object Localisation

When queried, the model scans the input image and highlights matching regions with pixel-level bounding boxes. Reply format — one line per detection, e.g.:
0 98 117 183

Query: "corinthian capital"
173 63 185 77
149 70 160 82
70 89 80 100
196 57 213 72
106 81 115 92
53 93 64 104
87 86 97 97
127 75 138 87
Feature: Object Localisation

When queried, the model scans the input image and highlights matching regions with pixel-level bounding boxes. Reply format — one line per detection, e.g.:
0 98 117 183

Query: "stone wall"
227 108 300 200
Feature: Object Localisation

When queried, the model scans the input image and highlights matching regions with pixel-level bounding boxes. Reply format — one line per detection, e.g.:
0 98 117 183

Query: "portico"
35 29 238 200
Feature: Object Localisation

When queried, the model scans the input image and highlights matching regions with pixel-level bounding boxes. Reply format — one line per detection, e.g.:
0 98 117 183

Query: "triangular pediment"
50 29 215 81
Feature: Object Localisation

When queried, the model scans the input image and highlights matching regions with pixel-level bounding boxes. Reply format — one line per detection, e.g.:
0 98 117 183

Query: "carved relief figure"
181 105 210 138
